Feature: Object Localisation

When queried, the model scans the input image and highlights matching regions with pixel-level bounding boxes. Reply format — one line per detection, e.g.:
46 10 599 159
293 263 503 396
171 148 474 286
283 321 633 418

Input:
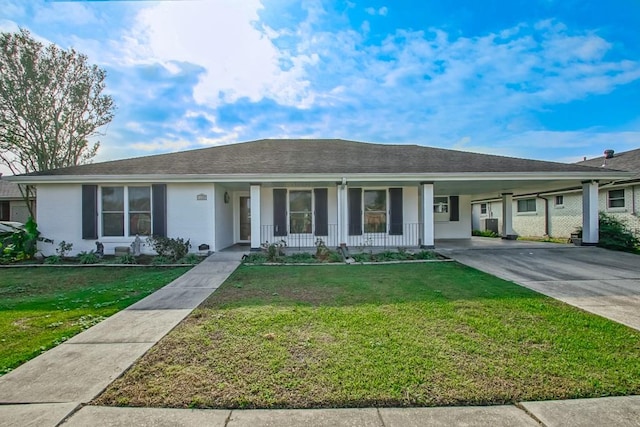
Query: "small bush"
56 241 73 258
242 253 268 264
115 254 137 264
179 253 201 264
598 212 639 252
78 251 99 264
44 255 62 264
472 229 499 237
152 255 172 265
147 236 191 261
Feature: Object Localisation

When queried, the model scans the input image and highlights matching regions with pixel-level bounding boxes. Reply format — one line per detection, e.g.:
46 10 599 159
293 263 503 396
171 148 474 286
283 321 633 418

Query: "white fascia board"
9 170 633 185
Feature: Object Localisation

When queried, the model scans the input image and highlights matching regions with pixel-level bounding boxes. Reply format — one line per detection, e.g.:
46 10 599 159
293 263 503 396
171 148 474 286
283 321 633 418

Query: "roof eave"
8 170 633 185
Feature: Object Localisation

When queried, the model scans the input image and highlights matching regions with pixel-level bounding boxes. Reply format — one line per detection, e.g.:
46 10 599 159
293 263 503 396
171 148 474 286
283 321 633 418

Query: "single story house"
0 174 33 224
472 148 640 239
10 139 631 256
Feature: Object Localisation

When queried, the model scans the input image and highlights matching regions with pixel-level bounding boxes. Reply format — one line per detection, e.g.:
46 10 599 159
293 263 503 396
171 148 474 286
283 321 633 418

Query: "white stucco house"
10 139 631 256
472 148 640 239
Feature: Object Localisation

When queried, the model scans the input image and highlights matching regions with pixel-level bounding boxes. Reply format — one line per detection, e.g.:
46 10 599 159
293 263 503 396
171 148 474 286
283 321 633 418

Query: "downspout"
536 194 549 236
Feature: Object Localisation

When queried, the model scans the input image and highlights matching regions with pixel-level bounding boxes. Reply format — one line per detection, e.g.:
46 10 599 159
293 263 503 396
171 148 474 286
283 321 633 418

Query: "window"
434 196 449 213
480 203 487 215
608 189 625 209
289 190 312 233
517 198 536 213
0 201 9 221
101 186 151 237
364 190 386 233
555 195 564 206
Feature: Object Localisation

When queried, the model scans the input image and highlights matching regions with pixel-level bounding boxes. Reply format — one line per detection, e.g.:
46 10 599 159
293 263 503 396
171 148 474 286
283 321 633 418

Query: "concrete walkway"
2 243 640 426
0 252 241 427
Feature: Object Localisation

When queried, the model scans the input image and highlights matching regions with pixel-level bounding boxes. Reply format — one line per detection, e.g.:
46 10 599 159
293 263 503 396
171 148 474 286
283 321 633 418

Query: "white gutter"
7 170 633 185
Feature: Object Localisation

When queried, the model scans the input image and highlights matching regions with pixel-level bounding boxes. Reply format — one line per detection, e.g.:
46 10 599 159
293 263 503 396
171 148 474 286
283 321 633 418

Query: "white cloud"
123 0 314 108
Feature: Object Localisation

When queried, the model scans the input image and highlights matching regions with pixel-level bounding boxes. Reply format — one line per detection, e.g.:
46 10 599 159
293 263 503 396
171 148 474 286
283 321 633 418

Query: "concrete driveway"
438 239 640 331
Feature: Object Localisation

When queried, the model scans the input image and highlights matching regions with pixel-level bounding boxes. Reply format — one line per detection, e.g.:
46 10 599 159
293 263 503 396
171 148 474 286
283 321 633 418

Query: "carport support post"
501 193 517 239
582 180 599 245
420 182 435 249
250 184 261 251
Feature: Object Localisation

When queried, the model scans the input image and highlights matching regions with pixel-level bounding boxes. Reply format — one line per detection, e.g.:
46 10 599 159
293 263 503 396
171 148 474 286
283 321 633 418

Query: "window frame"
516 198 537 213
100 185 153 238
0 200 9 221
363 189 387 233
288 189 313 234
480 203 487 215
607 189 625 209
554 195 564 206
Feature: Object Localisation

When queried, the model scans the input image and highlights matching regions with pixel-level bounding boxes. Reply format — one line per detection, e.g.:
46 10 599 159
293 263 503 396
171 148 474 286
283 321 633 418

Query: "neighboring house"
0 174 33 224
471 148 640 238
10 139 629 256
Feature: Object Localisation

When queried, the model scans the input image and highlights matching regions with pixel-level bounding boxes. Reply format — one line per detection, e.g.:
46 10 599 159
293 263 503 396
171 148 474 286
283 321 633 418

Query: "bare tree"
0 29 116 217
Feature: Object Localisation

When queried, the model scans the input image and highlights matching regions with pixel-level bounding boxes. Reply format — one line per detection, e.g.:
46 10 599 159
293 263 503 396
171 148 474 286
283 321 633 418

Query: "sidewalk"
1 250 639 426
0 252 242 427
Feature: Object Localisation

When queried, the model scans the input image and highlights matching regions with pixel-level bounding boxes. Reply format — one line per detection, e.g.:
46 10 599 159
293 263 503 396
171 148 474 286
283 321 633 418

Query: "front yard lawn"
95 263 640 408
0 266 191 375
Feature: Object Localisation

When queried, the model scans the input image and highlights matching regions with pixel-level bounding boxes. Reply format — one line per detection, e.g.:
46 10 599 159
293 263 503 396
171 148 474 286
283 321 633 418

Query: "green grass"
0 266 191 375
95 263 640 409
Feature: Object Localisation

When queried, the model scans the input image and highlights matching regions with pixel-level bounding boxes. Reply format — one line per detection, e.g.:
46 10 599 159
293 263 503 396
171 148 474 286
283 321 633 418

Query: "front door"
239 196 251 241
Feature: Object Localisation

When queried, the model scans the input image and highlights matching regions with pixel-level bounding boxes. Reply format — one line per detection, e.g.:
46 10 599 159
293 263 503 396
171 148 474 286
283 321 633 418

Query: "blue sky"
1 0 639 174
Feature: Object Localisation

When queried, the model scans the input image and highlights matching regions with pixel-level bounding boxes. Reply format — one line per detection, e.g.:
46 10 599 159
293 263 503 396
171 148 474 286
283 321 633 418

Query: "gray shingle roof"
577 148 640 179
29 139 612 176
0 178 22 199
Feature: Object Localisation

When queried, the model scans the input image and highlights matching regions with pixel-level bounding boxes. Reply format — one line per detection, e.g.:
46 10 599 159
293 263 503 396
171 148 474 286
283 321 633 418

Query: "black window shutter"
152 184 167 237
348 187 362 236
81 185 98 239
449 195 459 222
389 188 403 235
273 189 288 236
314 188 328 236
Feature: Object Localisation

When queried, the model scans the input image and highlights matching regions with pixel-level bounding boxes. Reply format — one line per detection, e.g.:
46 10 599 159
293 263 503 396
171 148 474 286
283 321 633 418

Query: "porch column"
582 180 599 245
501 193 517 239
250 184 261 251
421 182 434 249
337 182 348 247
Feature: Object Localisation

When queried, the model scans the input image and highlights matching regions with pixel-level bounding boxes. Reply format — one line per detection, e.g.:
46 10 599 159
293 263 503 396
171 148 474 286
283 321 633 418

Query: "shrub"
179 253 201 264
472 229 499 237
44 255 62 264
0 217 49 262
598 212 639 252
152 255 171 265
147 236 191 261
115 254 137 264
56 240 73 258
78 251 99 264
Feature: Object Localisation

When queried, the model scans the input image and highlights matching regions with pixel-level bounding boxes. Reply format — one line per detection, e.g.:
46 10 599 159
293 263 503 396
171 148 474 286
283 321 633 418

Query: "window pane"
434 196 448 213
102 187 124 211
290 191 311 212
364 190 386 211
364 190 386 233
289 190 312 234
290 212 312 233
517 199 536 212
130 213 152 236
103 213 124 236
364 212 386 233
129 187 151 211
608 190 625 208
480 203 487 214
